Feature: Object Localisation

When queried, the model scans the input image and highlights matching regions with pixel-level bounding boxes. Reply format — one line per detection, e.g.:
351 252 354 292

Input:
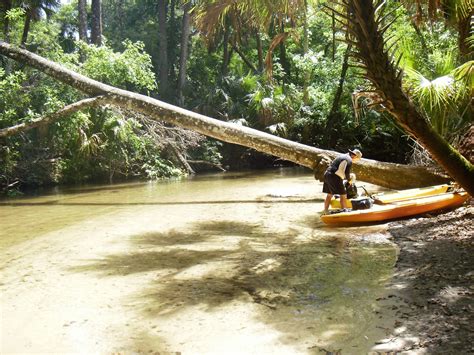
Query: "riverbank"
372 201 474 354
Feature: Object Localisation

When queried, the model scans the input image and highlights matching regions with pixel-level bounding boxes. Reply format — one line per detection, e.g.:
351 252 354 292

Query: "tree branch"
0 95 112 138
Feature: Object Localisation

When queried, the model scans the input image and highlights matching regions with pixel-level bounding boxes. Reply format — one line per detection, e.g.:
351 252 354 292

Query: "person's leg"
324 193 333 212
340 194 348 209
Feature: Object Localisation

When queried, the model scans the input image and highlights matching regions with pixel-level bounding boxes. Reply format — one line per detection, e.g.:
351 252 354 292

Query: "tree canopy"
0 0 472 194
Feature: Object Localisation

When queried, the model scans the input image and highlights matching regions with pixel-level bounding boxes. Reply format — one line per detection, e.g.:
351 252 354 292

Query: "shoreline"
372 203 473 353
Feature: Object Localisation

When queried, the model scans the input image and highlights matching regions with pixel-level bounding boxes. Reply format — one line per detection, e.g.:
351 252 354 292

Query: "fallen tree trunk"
0 41 449 189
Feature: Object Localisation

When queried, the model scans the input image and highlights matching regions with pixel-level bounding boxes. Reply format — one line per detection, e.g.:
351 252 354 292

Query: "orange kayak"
330 184 451 209
322 191 469 226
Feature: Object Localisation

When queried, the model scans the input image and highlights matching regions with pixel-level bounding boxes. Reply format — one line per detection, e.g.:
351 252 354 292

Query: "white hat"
348 149 362 159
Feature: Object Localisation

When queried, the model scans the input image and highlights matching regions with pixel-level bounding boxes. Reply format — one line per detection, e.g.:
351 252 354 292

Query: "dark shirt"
326 154 352 181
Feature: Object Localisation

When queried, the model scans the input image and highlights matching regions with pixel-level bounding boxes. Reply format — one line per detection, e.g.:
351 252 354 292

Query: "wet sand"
1 171 407 354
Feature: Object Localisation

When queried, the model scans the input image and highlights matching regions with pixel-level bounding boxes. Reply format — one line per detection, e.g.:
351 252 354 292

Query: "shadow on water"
70 219 398 353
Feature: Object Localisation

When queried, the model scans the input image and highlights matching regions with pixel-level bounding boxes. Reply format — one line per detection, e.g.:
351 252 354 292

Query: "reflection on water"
1 168 397 353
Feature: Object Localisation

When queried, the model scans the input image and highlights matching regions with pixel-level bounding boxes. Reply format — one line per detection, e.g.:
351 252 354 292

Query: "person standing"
321 149 362 214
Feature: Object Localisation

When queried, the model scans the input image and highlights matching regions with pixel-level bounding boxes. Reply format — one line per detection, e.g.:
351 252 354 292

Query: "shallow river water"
1 168 400 354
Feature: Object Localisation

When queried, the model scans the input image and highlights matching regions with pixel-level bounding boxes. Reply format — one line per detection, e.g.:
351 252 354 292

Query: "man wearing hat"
321 148 362 215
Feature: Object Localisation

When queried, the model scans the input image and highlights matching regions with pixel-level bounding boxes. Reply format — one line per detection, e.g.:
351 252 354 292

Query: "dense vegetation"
0 0 472 193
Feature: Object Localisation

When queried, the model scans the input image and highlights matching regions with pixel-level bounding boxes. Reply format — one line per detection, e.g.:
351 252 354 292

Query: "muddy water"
1 168 399 354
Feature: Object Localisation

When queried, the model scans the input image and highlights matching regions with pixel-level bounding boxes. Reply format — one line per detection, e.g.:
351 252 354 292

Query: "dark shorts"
322 171 346 195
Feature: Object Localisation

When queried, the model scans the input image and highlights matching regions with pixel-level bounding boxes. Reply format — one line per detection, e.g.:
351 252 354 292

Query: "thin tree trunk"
279 24 290 78
256 31 264 72
302 0 310 103
332 12 336 61
0 41 454 190
2 0 12 73
177 1 191 107
222 20 231 76
21 11 32 46
91 0 102 45
78 0 88 42
157 0 169 98
230 42 257 73
324 44 351 146
2 0 12 43
168 0 177 84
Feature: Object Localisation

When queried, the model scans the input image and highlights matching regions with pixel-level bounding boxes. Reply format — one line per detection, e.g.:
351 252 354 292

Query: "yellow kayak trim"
322 191 469 226
330 184 451 209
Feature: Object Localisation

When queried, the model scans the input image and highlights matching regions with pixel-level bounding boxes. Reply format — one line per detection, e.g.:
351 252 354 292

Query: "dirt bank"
373 202 474 354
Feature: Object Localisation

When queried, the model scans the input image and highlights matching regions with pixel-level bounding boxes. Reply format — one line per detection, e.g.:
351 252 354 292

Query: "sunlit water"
1 168 398 354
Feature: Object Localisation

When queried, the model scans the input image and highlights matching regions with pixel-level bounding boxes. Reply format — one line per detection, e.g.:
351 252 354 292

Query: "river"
1 168 400 354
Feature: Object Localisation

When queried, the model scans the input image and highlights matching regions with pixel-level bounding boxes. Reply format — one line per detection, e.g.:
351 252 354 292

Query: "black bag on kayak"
351 197 373 210
344 181 358 199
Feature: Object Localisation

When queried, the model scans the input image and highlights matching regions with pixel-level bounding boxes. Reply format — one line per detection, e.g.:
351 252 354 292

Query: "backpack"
344 181 358 199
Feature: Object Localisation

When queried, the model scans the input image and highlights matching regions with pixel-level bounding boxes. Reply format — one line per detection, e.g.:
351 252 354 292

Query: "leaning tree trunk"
324 44 351 146
335 0 474 195
21 11 32 46
0 41 458 190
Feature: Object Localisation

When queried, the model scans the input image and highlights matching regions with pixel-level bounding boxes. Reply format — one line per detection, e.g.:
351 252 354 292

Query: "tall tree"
177 0 191 106
90 0 102 45
157 0 169 98
78 0 88 42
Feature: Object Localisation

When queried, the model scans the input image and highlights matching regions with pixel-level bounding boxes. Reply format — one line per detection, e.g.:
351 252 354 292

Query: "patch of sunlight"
321 324 350 341
438 286 468 303
251 258 282 274
392 283 409 290
394 326 407 334
419 75 454 89
371 336 421 353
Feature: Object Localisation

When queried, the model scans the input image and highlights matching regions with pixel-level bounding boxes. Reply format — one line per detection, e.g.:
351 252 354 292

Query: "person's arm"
345 159 352 181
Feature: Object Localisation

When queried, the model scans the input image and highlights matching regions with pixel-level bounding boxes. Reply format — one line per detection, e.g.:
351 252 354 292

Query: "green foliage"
0 17 181 191
387 6 472 141
77 40 157 92
2 0 470 192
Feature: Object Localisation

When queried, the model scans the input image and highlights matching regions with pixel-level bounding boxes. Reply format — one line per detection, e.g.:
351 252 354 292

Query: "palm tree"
193 0 313 77
327 0 474 194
